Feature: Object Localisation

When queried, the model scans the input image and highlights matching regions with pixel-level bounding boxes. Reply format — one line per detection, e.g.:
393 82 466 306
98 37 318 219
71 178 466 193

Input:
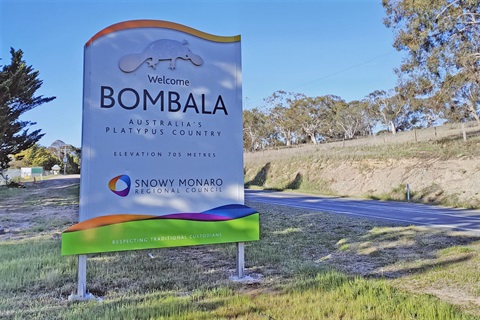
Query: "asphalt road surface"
245 189 480 233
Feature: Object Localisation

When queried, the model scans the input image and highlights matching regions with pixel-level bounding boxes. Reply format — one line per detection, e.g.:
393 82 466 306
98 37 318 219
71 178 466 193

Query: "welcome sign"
62 20 259 255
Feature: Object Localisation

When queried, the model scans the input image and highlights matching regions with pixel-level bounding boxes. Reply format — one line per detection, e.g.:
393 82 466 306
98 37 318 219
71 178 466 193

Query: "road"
245 189 480 233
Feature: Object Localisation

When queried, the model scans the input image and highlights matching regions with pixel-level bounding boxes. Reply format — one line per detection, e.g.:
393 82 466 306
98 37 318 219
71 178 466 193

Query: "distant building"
21 167 43 179
51 164 61 175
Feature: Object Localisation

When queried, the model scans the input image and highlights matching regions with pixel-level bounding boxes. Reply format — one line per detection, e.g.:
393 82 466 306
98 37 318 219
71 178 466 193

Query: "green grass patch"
1 236 476 320
0 187 24 200
1 180 479 318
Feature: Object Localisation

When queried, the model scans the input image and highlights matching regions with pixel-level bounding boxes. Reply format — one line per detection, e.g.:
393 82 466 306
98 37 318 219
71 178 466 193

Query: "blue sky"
1 0 403 147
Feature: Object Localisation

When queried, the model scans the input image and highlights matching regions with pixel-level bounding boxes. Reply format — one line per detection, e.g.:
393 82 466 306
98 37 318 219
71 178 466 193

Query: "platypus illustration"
119 39 204 72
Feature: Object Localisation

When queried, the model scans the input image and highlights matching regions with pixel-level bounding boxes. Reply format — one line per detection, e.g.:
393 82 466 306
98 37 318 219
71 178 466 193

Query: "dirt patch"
313 157 480 203
0 175 79 240
245 156 480 208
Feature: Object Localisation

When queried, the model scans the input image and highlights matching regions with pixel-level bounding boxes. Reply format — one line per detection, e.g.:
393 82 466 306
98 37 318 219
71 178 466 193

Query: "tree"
366 90 401 134
383 0 480 124
332 100 371 139
64 149 81 174
292 95 338 144
48 140 81 173
270 105 297 146
12 144 58 169
0 48 55 169
48 139 66 161
365 88 422 134
243 108 268 152
265 91 305 146
442 73 480 123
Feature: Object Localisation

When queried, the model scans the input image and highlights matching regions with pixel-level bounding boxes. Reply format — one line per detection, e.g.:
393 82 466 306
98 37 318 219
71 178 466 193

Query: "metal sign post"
236 242 245 279
77 255 87 297
68 255 90 301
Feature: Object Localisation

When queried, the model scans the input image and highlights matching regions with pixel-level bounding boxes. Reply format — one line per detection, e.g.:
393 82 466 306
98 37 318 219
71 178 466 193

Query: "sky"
1 0 404 148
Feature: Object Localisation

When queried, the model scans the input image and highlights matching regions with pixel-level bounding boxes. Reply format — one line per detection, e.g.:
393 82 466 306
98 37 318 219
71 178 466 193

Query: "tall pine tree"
0 48 55 170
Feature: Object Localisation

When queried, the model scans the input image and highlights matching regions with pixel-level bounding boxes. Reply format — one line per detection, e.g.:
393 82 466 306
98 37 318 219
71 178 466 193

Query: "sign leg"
236 242 245 279
77 255 87 297
68 255 100 301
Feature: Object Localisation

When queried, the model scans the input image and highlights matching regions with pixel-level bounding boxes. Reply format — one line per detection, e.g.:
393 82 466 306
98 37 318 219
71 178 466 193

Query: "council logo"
108 175 131 197
119 39 204 72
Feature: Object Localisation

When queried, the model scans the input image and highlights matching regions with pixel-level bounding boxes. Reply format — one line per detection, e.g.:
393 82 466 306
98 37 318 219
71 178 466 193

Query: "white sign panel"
62 20 259 255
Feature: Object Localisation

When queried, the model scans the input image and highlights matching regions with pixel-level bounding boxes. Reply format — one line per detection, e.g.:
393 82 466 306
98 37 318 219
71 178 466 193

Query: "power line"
289 51 396 92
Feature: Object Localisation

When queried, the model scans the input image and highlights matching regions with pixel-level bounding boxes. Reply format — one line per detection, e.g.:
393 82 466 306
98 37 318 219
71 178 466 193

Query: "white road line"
246 192 480 221
246 198 480 233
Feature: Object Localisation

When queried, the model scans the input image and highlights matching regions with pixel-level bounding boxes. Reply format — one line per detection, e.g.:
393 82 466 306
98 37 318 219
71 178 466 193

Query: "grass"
245 123 480 165
1 239 477 319
1 181 480 319
0 187 24 200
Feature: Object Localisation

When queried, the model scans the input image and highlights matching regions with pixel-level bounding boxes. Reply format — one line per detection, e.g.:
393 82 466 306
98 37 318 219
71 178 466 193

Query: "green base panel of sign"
62 213 259 255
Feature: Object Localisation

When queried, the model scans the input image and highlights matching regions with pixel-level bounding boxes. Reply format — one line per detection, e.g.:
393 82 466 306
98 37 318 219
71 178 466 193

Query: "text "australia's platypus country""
119 39 204 72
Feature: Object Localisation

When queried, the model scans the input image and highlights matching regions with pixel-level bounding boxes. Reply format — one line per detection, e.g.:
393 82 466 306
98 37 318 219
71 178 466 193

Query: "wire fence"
245 121 480 163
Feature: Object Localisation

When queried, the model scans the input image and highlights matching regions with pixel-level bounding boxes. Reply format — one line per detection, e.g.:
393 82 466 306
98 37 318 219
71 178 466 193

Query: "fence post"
406 184 410 202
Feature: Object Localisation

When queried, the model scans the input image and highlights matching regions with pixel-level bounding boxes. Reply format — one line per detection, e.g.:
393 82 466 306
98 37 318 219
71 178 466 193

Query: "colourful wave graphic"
64 214 156 233
86 20 241 47
64 204 256 233
62 212 259 255
61 204 259 255
159 204 256 221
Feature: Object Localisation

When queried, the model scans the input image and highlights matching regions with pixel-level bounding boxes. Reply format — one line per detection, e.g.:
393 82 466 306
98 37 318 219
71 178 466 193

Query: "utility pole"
63 146 68 175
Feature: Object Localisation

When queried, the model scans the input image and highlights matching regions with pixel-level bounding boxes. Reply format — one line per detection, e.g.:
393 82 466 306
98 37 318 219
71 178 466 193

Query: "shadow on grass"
245 162 271 188
368 182 480 209
246 201 480 282
285 173 303 190
245 163 303 191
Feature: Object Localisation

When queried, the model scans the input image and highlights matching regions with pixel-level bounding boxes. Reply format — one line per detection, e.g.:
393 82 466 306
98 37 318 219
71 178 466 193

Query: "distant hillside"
244 122 480 209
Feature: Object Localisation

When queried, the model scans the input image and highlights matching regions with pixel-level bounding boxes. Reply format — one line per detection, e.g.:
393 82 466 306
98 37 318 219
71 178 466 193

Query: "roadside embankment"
245 129 480 209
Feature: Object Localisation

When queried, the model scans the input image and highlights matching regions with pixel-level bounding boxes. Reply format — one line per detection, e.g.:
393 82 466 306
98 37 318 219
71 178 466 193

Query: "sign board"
21 167 43 178
31 167 43 175
62 20 259 255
